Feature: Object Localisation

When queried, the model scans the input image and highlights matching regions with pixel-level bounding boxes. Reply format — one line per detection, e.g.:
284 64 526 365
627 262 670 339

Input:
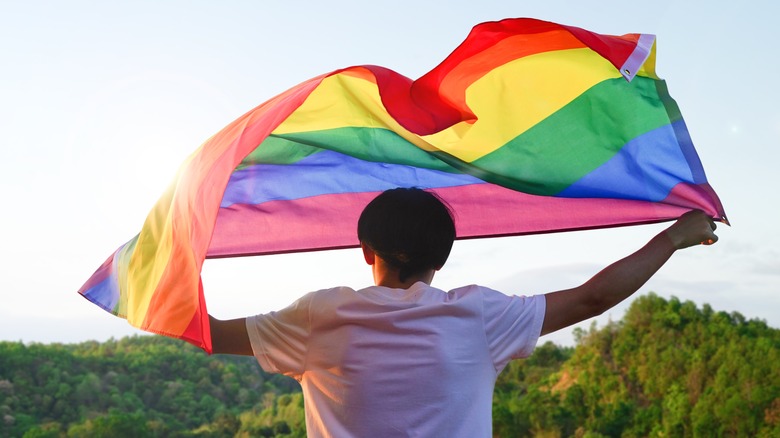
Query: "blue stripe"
83 274 120 314
558 122 694 201
220 149 484 207
670 119 707 184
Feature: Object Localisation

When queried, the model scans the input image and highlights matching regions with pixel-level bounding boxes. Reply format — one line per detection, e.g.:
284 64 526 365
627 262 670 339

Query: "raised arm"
209 315 253 355
541 210 718 336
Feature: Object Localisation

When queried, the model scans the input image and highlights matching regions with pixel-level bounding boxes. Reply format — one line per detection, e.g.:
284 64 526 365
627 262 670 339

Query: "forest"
2 293 778 437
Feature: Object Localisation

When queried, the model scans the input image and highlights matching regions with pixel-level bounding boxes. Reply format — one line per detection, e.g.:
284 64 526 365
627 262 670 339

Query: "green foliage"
492 293 780 437
2 294 779 437
236 392 305 438
0 336 300 437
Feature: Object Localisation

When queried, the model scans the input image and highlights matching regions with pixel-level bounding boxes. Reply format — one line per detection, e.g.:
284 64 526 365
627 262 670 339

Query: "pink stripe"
208 192 377 257
439 184 694 238
661 182 728 224
207 182 720 258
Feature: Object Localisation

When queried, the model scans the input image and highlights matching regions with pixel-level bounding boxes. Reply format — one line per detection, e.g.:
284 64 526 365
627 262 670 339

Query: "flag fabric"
78 18 726 353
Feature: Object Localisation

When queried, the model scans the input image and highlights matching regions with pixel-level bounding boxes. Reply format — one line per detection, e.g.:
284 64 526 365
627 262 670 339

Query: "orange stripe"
138 76 326 336
435 31 586 115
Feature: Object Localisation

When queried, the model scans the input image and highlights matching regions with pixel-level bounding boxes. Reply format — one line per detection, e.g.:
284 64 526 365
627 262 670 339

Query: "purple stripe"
220 150 484 208
620 33 655 81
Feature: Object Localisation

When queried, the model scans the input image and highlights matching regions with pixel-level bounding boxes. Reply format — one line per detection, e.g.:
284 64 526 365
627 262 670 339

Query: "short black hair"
357 187 456 282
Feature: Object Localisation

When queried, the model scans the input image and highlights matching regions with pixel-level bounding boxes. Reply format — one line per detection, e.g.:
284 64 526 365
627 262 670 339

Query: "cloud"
747 252 780 276
488 258 780 348
489 263 603 295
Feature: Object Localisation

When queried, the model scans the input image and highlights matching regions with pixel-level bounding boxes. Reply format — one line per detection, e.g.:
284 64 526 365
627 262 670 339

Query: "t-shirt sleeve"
481 287 546 372
246 292 313 378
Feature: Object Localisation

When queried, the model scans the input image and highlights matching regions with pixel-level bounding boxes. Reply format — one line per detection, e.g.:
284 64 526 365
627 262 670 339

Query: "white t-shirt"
246 282 546 438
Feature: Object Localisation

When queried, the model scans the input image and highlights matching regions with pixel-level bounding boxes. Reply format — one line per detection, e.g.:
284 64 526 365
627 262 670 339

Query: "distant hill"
2 293 778 437
493 293 780 437
0 335 303 437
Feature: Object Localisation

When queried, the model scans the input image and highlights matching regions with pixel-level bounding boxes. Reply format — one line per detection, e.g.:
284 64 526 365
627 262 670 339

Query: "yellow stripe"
272 69 439 151
125 186 175 326
636 40 659 79
421 47 623 162
271 49 641 163
114 235 137 318
125 152 196 328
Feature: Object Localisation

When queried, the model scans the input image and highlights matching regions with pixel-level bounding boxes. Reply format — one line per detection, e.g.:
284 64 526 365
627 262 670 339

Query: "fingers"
701 215 718 246
669 210 719 249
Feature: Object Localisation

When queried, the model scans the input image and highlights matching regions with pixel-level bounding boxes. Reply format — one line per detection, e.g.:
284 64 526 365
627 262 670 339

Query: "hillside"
493 293 780 437
0 336 303 437
2 293 778 437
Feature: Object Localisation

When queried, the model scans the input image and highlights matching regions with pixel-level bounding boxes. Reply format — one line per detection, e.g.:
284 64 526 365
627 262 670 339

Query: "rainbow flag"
78 18 726 353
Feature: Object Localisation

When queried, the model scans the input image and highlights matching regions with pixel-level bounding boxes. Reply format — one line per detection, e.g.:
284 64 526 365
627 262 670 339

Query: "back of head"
357 188 456 282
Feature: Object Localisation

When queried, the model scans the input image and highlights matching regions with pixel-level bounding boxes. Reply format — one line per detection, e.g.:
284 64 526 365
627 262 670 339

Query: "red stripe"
561 23 640 70
359 19 645 136
178 279 211 353
410 19 585 130
141 75 326 346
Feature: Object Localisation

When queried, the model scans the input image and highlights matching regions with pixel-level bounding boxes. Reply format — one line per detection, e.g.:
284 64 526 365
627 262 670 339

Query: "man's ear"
361 243 376 265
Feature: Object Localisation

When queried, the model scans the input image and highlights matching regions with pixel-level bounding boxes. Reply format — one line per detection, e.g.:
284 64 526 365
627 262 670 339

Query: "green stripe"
655 79 683 123
237 135 320 169
238 77 672 196
238 127 459 173
469 76 672 196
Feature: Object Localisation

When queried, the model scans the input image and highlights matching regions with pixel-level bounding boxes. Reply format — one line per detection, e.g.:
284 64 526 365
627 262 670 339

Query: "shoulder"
447 284 490 294
447 284 507 300
309 286 359 300
294 286 358 301
303 286 362 310
449 285 545 315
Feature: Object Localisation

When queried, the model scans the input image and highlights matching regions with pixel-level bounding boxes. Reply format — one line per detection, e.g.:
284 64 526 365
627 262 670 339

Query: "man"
208 187 718 437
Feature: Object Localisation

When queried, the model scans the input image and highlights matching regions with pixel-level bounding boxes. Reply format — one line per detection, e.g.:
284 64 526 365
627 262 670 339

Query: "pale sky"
1 0 777 347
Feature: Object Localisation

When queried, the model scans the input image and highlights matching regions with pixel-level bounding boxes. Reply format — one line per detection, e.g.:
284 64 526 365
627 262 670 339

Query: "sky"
1 0 777 347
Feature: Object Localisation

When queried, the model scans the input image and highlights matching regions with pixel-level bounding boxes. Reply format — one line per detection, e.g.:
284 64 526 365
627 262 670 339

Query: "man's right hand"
664 210 719 250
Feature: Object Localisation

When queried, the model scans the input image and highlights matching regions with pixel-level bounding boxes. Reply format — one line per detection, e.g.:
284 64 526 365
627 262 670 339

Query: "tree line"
493 293 780 436
2 293 778 437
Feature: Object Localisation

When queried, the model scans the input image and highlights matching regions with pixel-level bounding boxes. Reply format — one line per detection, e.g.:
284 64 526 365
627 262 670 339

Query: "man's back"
210 189 718 436
246 282 545 437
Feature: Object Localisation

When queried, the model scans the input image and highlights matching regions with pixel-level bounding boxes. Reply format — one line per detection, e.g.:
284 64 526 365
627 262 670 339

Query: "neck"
372 258 435 289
